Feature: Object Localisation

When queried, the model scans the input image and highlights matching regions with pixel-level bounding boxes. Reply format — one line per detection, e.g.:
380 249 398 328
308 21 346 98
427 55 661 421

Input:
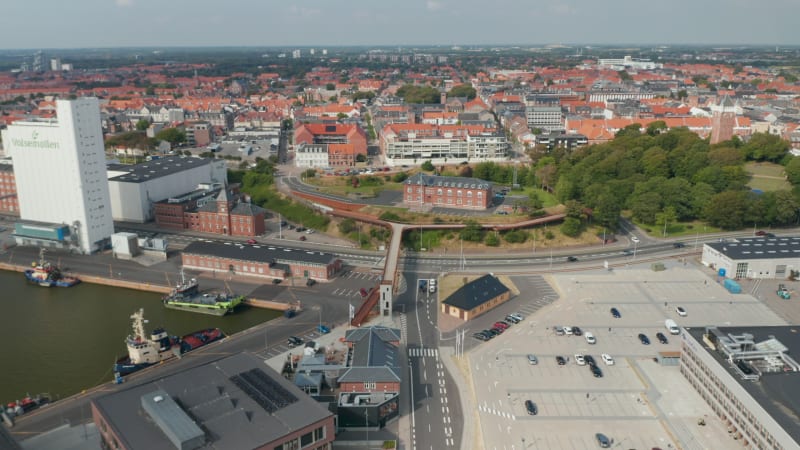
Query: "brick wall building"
0 164 19 214
294 123 367 156
403 173 493 210
154 187 265 237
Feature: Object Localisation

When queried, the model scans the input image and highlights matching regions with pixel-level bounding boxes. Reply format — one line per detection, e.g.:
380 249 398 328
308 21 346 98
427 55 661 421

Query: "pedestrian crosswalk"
408 347 439 358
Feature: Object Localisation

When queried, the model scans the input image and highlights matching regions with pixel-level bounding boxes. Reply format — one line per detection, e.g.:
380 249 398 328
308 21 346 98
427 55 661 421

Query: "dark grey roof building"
91 352 335 450
701 236 800 279
441 274 512 320
340 327 402 386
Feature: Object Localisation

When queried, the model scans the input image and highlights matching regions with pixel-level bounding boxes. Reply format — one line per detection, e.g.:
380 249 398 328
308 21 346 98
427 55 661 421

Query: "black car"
305 279 316 287
524 400 538 415
556 356 567 365
485 329 499 338
472 333 489 341
571 326 583 336
566 256 578 262
491 326 505 334
590 364 603 378
584 355 596 367
638 333 651 345
610 307 621 318
272 278 282 284
673 242 686 248
656 332 669 344
287 336 303 346
296 226 306 232
595 433 611 448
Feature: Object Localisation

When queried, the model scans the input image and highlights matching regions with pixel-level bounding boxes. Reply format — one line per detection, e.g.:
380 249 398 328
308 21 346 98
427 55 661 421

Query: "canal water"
0 270 281 404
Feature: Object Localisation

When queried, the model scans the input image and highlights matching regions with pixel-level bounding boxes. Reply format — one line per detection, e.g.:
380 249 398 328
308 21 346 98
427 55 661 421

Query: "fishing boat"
113 308 225 376
4 393 50 418
23 248 80 287
162 269 244 316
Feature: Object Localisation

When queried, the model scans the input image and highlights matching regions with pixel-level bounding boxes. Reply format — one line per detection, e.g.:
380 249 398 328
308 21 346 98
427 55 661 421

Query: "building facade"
710 95 736 144
294 123 367 156
403 173 493 210
441 274 511 320
0 162 18 214
155 186 265 237
1 98 114 254
295 143 330 169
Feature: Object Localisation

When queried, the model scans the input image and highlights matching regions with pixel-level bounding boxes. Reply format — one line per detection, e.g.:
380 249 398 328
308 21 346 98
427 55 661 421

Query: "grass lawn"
631 218 723 238
305 175 403 196
745 161 792 192
508 187 559 208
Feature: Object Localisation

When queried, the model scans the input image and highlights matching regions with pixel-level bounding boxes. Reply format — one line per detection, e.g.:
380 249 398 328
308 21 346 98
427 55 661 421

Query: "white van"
665 319 680 335
429 278 437 294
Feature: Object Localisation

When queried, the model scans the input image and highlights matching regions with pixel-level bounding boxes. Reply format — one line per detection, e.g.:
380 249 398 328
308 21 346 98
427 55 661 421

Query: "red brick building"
181 240 343 282
0 164 19 215
339 327 402 394
154 187 266 237
403 173 493 210
294 122 367 157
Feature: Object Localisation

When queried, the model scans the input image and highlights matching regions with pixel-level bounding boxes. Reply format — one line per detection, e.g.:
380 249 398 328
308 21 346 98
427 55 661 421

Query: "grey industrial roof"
345 326 401 345
108 156 213 184
686 326 800 444
443 274 510 311
183 240 339 267
92 352 333 450
706 236 800 261
339 366 401 383
140 390 204 448
404 173 491 190
339 327 401 383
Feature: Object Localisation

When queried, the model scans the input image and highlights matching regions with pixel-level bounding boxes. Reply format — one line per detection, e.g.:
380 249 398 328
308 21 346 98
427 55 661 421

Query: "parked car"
595 433 611 448
638 333 651 345
575 354 586 366
509 312 524 321
484 329 498 338
630 235 640 244
299 235 307 241
601 354 614 365
676 306 687 317
246 239 257 244
306 279 316 287
563 326 574 336
556 356 566 365
505 315 520 324
493 322 509 330
359 288 369 297
296 226 306 232
287 336 303 347
590 364 603 378
585 332 596 344
490 326 505 334
272 278 282 284
317 324 330 334
524 400 538 415
610 307 621 318
472 333 489 341
584 355 596 367
554 326 565 336
656 332 669 344
571 326 583 336
527 354 538 365
305 229 315 234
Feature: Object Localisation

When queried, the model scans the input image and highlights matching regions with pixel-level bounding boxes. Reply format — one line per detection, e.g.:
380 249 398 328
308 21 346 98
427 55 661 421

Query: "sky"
1 0 799 49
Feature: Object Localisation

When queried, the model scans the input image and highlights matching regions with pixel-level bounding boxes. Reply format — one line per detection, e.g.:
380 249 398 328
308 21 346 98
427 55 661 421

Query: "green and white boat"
162 270 245 316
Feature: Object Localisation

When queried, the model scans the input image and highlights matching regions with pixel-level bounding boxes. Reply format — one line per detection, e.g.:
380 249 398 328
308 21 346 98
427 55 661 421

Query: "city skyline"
0 0 799 50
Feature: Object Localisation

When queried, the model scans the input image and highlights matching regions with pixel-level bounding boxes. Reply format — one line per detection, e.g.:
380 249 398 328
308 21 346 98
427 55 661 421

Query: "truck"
723 278 742 294
665 319 680 335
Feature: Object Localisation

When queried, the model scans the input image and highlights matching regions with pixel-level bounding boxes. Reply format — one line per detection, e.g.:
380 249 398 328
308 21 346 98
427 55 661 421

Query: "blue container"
724 278 741 294
718 268 727 277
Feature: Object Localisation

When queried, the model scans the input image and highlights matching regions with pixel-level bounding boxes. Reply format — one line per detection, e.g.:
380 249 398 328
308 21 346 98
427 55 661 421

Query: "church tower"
710 94 736 144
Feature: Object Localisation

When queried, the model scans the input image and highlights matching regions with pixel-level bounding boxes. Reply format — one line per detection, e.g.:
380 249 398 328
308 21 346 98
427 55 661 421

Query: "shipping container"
723 278 742 294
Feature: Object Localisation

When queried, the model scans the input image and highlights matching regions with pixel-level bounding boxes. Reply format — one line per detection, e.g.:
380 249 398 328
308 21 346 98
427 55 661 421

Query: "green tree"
421 160 435 171
447 84 477 100
460 221 484 242
771 191 800 225
356 154 367 162
704 191 749 229
485 233 500 246
785 157 800 184
325 83 335 90
641 146 670 178
646 120 667 136
655 206 678 236
593 193 622 230
154 128 186 144
338 218 357 234
135 119 150 131
396 84 441 104
631 191 662 224
560 217 583 237
742 133 790 162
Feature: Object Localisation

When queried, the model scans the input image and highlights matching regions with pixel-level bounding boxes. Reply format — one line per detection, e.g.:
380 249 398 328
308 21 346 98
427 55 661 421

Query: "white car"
631 235 640 244
563 326 574 336
601 354 614 365
585 332 596 344
574 354 586 365
676 306 687 317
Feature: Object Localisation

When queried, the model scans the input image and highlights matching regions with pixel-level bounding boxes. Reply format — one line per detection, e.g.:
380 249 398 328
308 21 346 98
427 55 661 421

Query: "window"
364 381 376 390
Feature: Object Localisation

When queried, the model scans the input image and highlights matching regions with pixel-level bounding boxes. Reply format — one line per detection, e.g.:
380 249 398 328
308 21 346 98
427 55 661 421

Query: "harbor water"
0 270 281 404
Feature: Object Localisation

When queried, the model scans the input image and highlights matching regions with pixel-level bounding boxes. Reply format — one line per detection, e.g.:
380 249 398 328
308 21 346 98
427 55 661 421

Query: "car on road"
571 326 583 336
765 232 776 238
272 278 282 284
524 400 538 415
287 336 303 347
656 332 669 344
556 356 567 365
595 432 611 448
631 235 640 244
246 239 257 244
279 220 288 227
574 354 586 365
305 279 316 287
298 235 307 241
585 332 596 344
590 364 603 378
527 354 538 365
755 230 767 236
638 333 651 345
359 288 369 297
317 324 330 334
429 279 437 293
566 256 578 262
622 249 634 256
584 355 596 367
601 354 614 365
673 242 685 248
610 307 621 318
676 306 687 317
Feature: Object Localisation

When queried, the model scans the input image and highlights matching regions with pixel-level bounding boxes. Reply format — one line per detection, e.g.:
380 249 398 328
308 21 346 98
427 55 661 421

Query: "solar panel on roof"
229 368 298 414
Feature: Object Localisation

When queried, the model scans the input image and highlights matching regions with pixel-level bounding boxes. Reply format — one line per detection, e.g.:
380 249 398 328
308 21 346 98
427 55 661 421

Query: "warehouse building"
701 236 800 279
441 274 511 320
92 352 335 450
681 326 800 449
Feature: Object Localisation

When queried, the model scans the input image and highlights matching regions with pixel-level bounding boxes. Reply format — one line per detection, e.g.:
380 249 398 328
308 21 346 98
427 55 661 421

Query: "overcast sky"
1 0 798 49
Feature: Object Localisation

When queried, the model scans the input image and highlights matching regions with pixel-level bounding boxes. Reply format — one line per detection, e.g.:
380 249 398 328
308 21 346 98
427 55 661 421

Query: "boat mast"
130 309 147 341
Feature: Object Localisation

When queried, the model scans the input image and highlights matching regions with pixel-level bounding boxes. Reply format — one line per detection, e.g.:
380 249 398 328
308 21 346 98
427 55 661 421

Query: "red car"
299 235 307 241
246 239 257 244
755 230 767 236
493 322 509 330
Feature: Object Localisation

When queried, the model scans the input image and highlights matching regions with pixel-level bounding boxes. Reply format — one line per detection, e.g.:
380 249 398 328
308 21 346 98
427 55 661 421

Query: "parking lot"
464 264 788 450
